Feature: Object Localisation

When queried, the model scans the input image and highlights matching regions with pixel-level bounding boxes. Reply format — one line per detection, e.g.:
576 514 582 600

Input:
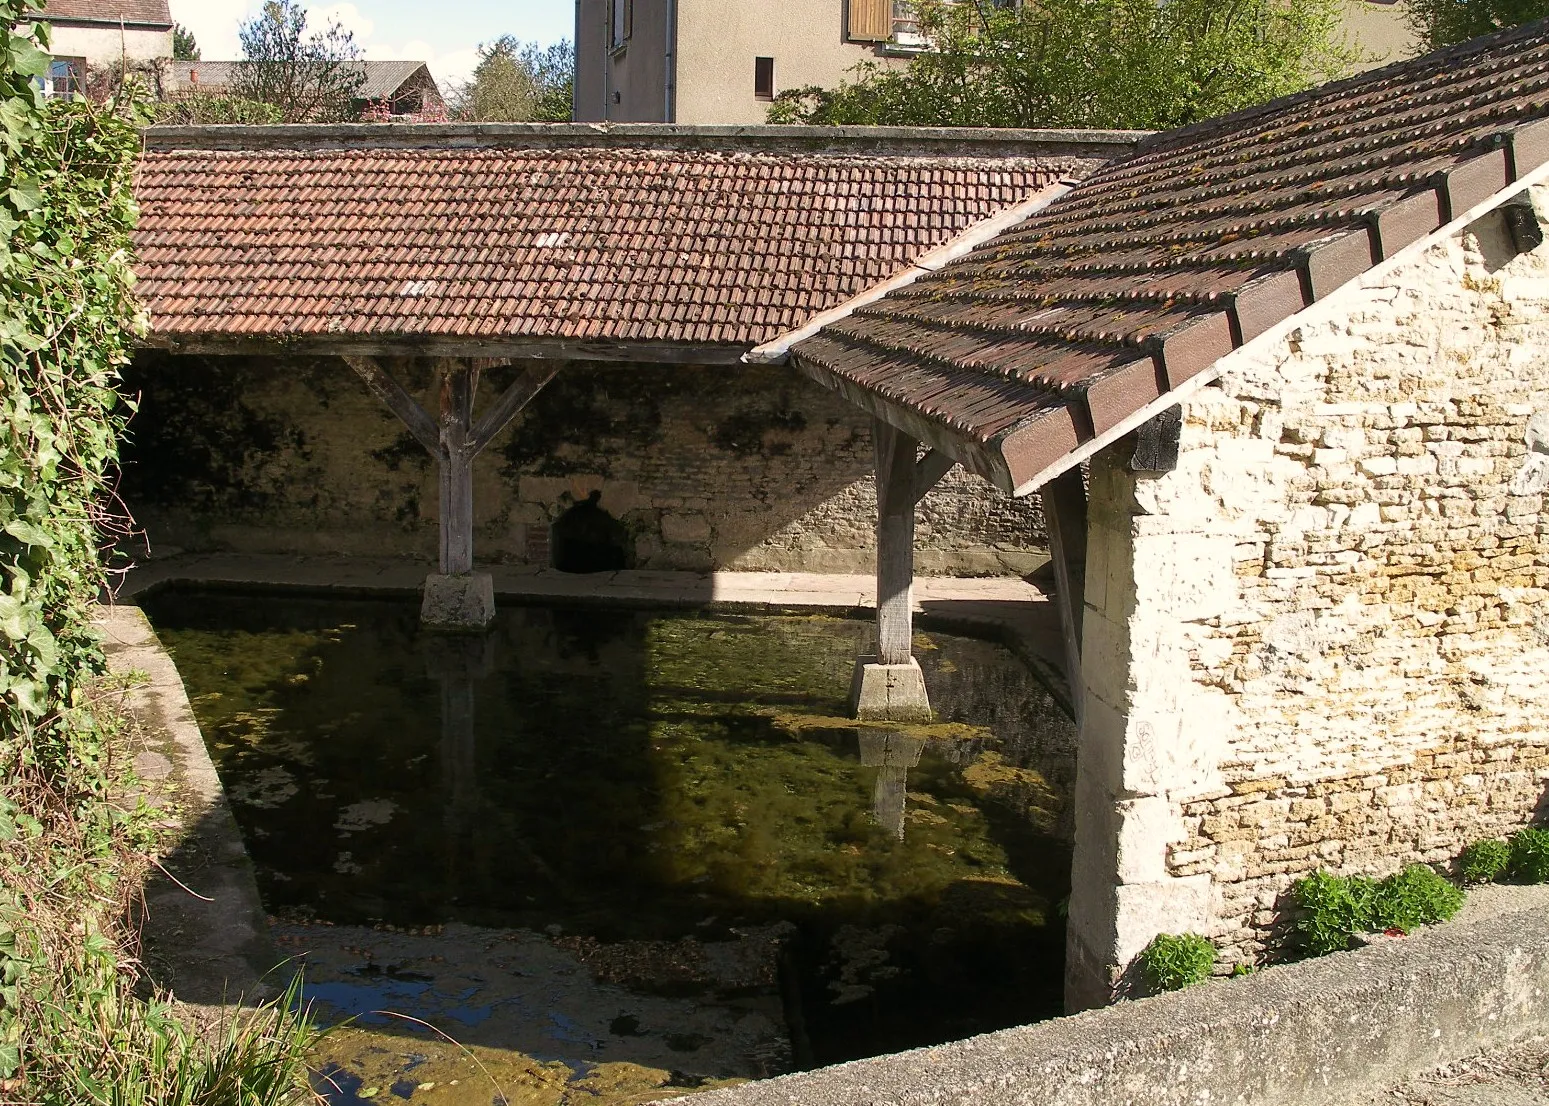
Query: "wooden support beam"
1042 467 1089 724
911 449 957 506
874 418 919 667
342 355 444 459
467 364 559 457
438 361 477 576
1130 405 1183 474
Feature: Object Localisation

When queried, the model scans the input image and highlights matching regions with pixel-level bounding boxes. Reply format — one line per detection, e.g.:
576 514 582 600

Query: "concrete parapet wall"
672 901 1549 1106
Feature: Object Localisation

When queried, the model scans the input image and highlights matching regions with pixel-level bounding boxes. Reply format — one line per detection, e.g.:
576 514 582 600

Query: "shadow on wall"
552 491 632 573
116 353 1049 575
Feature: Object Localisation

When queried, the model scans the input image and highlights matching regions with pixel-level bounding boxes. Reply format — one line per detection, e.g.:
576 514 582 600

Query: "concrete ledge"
96 606 278 1007
140 122 1150 159
670 903 1549 1106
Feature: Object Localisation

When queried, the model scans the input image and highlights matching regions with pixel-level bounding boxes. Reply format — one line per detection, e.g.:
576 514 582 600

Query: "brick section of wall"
1068 192 1549 998
120 356 1047 575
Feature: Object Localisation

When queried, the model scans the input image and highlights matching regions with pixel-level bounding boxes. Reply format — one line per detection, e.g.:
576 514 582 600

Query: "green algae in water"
141 587 1077 1070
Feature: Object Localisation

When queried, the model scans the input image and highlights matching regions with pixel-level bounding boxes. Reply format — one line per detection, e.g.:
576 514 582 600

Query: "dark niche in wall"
552 492 632 573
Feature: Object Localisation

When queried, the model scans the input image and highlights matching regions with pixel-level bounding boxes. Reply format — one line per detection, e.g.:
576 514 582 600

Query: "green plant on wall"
1510 827 1549 883
1138 933 1216 993
1292 865 1464 955
0 3 316 1097
1459 839 1512 885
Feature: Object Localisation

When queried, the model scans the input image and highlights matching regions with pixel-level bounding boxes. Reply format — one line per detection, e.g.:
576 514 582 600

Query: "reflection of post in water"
857 731 926 840
422 633 496 907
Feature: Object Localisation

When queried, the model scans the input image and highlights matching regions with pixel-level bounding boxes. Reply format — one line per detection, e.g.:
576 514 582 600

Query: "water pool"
142 587 1076 1101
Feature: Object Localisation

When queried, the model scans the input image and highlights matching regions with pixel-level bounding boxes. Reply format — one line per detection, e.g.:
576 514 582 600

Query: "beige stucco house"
38 0 172 95
575 0 1419 124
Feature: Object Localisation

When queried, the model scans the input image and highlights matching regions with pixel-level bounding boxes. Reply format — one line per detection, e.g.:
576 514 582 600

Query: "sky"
166 1 572 90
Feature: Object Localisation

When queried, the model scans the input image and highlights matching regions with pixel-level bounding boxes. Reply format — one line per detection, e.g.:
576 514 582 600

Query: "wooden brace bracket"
344 356 558 462
1130 405 1183 474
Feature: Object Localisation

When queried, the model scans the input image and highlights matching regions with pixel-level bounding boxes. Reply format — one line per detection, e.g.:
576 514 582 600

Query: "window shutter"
848 0 892 41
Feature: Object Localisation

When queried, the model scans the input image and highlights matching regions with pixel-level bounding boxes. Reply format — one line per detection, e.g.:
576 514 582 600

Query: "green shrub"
1459 839 1512 884
152 95 283 125
1138 932 1216 993
1510 827 1549 884
1292 864 1465 954
1292 869 1379 955
1369 864 1465 932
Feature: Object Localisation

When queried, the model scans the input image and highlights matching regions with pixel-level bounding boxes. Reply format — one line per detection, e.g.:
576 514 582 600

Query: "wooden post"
874 418 918 667
1042 466 1089 725
437 361 477 576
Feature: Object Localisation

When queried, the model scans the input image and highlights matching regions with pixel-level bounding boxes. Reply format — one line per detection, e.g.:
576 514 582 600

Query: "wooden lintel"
154 334 748 366
911 449 958 506
794 355 1014 493
467 364 561 457
343 355 444 459
1041 467 1088 724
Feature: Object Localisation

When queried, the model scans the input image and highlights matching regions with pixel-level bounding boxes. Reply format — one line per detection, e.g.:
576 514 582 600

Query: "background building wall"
47 24 171 68
1066 192 1549 1007
120 356 1048 576
673 0 897 124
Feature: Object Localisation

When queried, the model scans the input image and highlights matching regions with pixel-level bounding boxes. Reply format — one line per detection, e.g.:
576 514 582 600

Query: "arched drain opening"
551 491 631 573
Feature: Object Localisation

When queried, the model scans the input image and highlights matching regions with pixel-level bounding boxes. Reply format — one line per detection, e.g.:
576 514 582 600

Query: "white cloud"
167 0 251 59
308 3 374 39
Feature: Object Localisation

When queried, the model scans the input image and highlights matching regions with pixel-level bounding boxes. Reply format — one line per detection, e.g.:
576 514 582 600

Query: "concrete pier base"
421 572 496 629
849 656 932 722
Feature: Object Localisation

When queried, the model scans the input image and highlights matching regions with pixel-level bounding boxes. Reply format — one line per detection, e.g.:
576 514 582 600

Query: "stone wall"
1067 192 1549 1006
120 354 1046 576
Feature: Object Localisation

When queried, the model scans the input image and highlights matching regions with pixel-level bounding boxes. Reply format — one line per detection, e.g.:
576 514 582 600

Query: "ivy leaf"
5 35 45 79
2 519 50 547
6 177 38 212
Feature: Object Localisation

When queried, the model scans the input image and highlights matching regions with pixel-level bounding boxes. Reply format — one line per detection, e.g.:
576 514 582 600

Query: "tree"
768 0 1358 131
1404 0 1548 52
172 21 199 60
232 0 365 123
452 36 573 122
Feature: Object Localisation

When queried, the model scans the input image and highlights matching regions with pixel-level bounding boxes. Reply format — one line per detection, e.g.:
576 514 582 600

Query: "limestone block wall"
1067 194 1549 1006
120 355 1046 576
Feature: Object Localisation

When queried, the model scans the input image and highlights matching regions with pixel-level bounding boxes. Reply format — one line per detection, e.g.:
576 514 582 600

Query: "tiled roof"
167 60 436 102
133 143 1097 349
789 20 1549 494
40 0 171 26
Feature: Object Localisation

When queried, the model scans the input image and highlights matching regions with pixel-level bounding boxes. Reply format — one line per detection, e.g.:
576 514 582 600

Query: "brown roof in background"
40 0 171 27
791 19 1549 494
166 60 439 102
134 144 1100 349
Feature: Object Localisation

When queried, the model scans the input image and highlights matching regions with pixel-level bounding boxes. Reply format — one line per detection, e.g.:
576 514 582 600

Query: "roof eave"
1004 143 1549 496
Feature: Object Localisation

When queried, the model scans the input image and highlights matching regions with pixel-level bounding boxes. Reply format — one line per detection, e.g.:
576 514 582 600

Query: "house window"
41 57 85 98
610 0 632 50
754 56 775 100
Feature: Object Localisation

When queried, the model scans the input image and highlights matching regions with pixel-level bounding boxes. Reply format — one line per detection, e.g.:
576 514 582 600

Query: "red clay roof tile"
791 19 1549 493
134 146 1096 350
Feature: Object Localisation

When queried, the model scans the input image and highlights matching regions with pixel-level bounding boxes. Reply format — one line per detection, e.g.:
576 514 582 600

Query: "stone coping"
96 605 279 1007
668 886 1549 1106
140 122 1150 158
